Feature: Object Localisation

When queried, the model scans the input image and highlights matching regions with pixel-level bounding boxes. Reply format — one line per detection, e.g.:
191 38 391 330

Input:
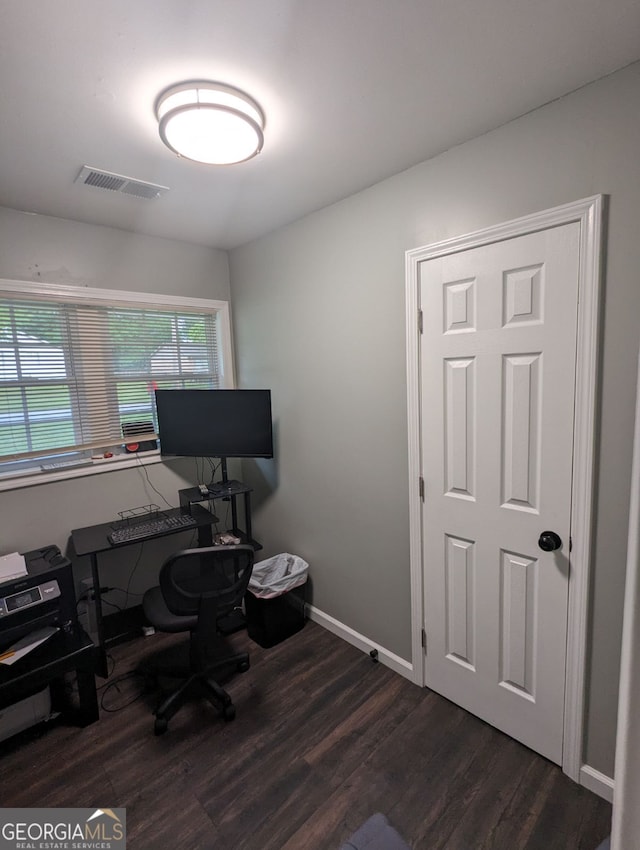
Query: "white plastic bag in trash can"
248 553 309 599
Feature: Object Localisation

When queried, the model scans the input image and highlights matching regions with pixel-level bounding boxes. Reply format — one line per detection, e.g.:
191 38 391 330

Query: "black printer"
0 546 77 649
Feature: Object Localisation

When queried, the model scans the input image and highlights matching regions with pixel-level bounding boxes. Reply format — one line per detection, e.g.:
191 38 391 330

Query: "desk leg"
76 668 99 726
48 664 99 727
198 522 213 547
89 553 109 678
244 491 253 544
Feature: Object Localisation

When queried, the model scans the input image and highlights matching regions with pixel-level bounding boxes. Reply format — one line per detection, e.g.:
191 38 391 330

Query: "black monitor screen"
155 389 273 459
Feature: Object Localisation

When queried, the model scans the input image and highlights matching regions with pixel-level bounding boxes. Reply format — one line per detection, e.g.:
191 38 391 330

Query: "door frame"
405 195 604 781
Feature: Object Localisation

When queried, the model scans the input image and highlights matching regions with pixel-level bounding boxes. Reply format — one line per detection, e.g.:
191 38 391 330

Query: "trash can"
245 553 308 648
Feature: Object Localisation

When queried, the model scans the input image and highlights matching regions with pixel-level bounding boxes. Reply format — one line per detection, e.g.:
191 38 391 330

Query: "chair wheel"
223 704 236 721
237 659 250 673
154 717 168 735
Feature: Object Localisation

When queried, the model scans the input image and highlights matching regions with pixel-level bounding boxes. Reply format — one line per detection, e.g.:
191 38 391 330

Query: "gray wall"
229 62 640 777
0 208 231 601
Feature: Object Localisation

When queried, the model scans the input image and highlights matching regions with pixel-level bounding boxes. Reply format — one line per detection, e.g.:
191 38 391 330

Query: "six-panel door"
419 223 580 763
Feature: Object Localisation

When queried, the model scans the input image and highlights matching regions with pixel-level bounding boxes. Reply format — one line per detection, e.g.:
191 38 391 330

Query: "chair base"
140 650 250 735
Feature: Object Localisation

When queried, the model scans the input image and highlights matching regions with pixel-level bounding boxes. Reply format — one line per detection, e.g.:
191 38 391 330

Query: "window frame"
0 278 235 491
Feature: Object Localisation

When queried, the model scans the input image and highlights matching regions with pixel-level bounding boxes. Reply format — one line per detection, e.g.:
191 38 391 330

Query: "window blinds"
0 290 222 468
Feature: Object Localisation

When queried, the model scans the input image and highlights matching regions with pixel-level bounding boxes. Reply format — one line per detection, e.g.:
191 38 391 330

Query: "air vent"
75 166 169 200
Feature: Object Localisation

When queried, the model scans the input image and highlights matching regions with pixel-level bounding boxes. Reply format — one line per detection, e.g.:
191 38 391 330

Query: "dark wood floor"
0 621 610 849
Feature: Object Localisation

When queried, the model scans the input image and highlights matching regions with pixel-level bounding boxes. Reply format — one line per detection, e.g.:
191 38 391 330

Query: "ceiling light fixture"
155 81 265 165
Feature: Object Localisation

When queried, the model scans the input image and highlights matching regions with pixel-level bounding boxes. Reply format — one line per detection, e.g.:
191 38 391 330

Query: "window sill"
0 450 163 492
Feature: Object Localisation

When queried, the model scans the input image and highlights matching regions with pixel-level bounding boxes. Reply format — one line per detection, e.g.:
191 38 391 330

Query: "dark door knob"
538 531 562 552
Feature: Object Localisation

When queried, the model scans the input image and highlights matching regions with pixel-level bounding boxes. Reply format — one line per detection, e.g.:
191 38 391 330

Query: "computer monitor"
155 389 273 459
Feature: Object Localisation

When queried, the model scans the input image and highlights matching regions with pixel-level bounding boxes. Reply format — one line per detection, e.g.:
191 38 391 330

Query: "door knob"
538 530 562 552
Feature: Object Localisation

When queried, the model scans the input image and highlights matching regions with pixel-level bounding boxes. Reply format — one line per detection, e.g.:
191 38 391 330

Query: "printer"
0 546 79 744
0 545 77 650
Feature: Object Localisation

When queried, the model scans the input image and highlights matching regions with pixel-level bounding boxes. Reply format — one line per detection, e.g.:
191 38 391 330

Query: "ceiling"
1 1 639 250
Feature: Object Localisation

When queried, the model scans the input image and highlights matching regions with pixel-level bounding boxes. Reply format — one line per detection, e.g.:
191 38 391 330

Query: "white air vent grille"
75 166 169 200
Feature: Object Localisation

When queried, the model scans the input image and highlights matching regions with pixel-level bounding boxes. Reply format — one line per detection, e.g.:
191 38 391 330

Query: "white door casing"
405 196 603 780
610 351 640 848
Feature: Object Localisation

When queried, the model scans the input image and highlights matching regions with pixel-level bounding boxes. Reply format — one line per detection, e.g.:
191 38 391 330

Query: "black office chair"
141 544 254 736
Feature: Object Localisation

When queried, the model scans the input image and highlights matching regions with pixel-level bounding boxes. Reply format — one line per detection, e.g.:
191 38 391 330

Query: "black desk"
71 504 218 676
0 627 99 728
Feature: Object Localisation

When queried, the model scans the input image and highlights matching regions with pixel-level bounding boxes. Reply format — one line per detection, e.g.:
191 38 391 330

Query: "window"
0 280 233 484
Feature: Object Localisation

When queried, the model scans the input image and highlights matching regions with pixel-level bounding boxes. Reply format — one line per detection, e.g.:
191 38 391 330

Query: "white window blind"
0 282 230 476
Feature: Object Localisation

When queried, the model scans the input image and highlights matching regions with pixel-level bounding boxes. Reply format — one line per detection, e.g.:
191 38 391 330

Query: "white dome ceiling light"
155 81 265 165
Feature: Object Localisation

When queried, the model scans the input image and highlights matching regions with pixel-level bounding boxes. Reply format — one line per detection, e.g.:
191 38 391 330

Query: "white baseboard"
580 765 614 802
306 604 418 683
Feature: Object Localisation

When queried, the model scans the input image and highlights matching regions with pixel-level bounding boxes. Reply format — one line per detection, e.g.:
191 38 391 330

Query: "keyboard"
108 513 197 545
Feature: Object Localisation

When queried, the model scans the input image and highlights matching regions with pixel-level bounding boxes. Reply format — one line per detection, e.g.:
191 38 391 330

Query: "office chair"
141 544 254 736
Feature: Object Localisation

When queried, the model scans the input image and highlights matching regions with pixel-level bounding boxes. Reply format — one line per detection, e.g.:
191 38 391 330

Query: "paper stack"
0 626 59 665
0 552 27 584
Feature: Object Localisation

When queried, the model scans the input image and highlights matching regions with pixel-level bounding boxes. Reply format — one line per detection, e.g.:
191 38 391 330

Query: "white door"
419 223 580 764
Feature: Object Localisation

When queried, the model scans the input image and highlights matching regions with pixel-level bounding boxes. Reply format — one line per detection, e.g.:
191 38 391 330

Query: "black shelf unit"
178 480 261 551
0 627 99 729
179 476 262 638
